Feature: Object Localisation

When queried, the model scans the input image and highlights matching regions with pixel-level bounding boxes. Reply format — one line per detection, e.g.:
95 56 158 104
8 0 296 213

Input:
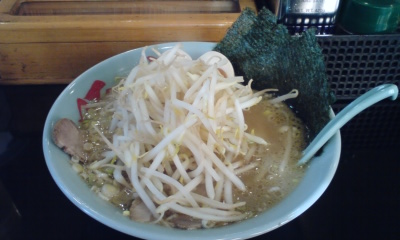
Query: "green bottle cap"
339 0 400 34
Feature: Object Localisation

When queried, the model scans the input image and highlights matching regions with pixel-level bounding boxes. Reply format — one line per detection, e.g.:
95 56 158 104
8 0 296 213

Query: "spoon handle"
298 84 399 165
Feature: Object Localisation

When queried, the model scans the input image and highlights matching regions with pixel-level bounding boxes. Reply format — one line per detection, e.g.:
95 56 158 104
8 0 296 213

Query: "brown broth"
235 98 307 215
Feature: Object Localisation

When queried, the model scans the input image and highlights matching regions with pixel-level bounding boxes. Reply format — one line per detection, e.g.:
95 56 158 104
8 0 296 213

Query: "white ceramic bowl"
43 42 341 240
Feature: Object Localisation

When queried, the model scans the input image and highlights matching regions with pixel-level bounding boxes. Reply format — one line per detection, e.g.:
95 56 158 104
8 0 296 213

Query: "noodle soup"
44 42 342 240
53 44 307 229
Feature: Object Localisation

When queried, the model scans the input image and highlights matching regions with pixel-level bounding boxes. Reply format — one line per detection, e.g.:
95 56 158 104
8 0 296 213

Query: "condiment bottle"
262 0 342 35
337 0 400 34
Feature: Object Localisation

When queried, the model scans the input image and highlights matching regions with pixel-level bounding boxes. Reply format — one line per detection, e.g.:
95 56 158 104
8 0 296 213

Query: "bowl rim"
43 42 341 240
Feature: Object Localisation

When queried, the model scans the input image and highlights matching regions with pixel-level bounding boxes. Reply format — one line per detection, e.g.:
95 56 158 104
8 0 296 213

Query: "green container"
339 0 400 34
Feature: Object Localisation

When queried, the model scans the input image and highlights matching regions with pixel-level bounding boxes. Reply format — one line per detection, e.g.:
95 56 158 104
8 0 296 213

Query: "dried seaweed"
214 7 336 141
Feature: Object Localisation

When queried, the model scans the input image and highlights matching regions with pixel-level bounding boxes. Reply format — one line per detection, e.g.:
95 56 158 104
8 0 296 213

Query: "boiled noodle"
72 43 305 229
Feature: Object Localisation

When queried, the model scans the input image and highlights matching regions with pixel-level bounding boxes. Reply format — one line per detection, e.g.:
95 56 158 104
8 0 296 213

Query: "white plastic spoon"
298 84 399 165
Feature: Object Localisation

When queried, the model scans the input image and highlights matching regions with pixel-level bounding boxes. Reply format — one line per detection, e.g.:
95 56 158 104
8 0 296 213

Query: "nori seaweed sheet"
214 7 336 142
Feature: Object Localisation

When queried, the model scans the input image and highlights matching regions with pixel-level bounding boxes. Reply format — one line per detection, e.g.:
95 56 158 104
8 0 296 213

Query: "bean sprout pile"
77 44 300 227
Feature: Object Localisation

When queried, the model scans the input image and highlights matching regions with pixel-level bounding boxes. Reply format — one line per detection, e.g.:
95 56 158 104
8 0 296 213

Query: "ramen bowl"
43 42 341 240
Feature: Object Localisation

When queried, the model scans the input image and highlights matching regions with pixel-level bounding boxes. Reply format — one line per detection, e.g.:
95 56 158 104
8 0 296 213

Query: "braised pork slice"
169 214 202 230
129 198 153 223
52 118 86 161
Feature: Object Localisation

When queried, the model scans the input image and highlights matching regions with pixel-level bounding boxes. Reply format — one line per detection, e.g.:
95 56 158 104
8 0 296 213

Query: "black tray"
317 34 400 149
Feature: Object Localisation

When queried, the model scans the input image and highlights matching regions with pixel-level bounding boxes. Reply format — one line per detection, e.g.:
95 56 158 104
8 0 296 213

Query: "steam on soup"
53 44 307 229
